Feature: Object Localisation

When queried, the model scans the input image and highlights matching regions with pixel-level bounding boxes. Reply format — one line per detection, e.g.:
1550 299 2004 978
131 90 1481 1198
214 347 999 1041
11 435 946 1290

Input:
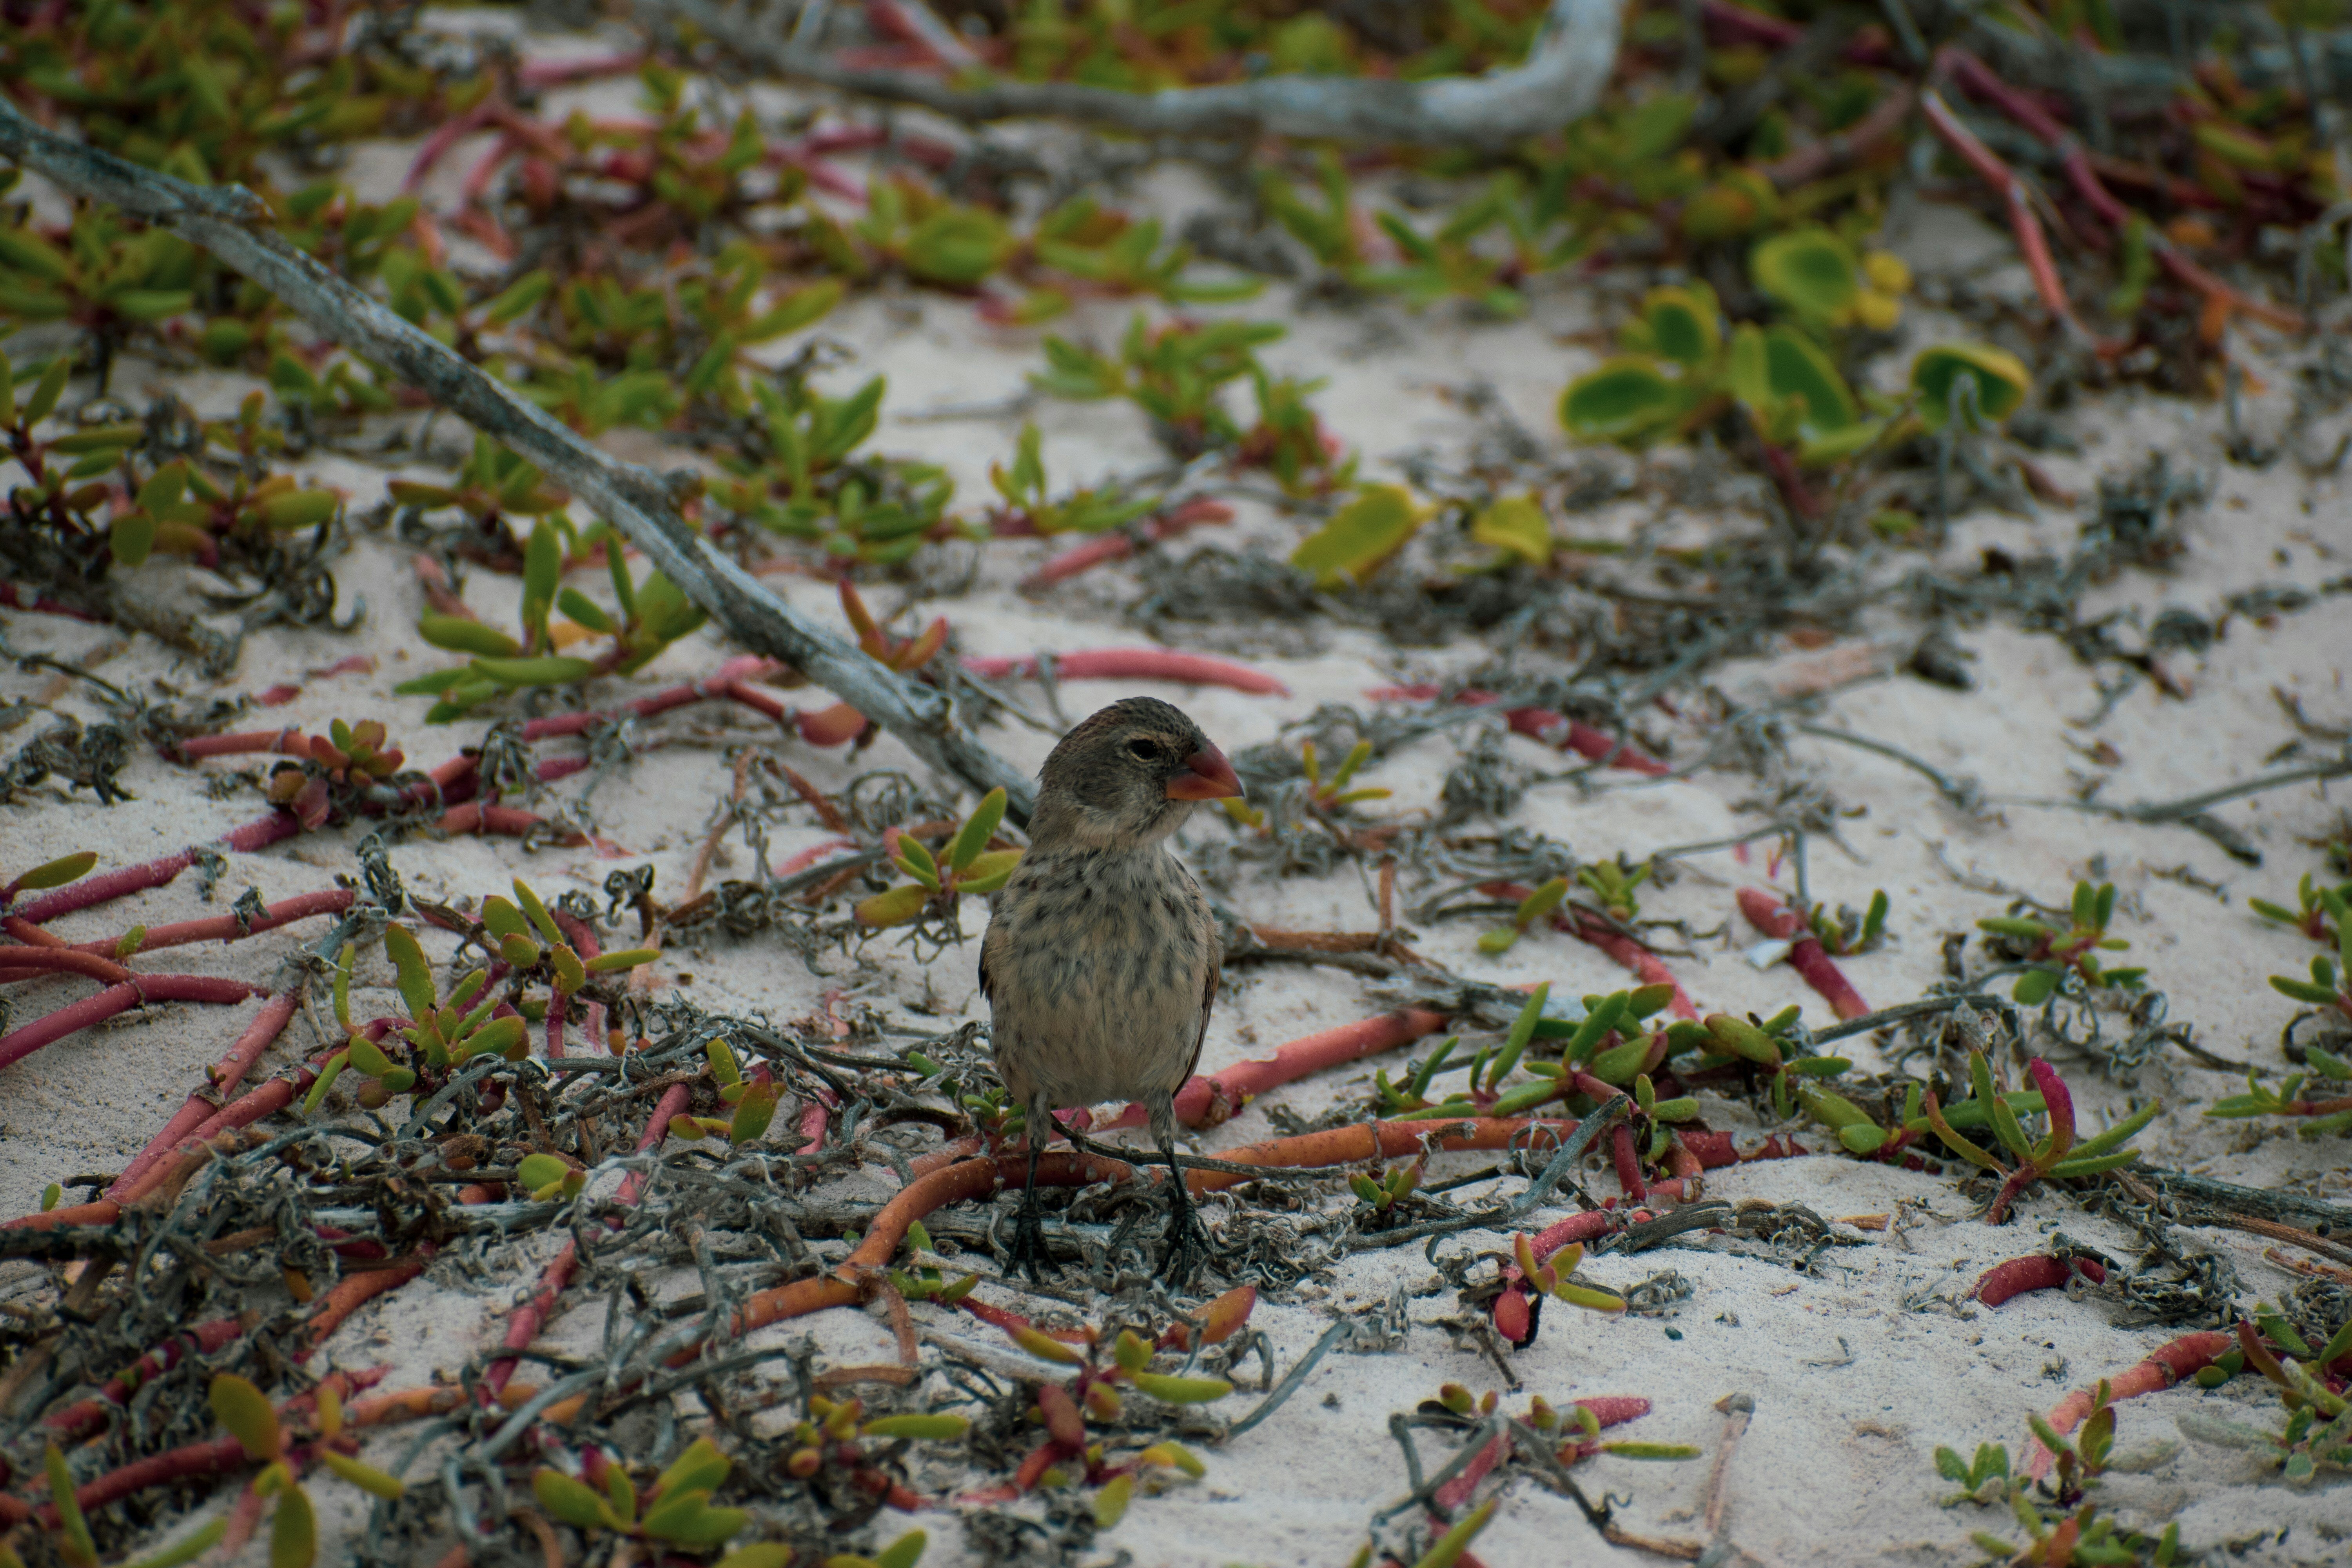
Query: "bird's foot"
1008 1199 1051 1284
1158 1200 1215 1289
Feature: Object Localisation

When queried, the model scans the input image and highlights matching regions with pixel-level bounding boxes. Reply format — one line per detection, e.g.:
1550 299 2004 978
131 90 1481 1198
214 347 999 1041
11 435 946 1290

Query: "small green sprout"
667 1037 782 1146
2250 871 2350 943
886 1219 982 1305
1978 881 2145 1004
1480 876 1565 954
856 787 1024 928
1032 314 1287 455
2267 906 2352 1022
1577 859 1650 923
1348 1161 1422 1216
2203 1045 2352 1137
1918 1052 2156 1224
1808 889 1891 956
198 1374 403 1568
1933 1440 2011 1506
1299 738 1389 813
532 1436 750 1550
987 422 1155 536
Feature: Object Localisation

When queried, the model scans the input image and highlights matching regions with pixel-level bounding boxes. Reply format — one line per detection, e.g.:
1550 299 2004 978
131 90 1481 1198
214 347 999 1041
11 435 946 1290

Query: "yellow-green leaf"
1470 495 1552 565
1290 484 1421 587
209 1373 281 1461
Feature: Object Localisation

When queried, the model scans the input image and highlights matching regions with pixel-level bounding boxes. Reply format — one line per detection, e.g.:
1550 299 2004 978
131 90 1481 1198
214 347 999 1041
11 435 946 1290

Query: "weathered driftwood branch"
0 94 1040 822
654 0 1623 146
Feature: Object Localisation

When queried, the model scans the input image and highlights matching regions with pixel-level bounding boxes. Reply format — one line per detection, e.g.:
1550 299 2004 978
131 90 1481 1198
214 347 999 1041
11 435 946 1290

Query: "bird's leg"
1009 1127 1049 1283
1156 1128 1213 1288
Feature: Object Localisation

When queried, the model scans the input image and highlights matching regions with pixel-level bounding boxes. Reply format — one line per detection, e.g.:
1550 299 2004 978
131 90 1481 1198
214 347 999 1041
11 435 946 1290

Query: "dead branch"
653 0 1622 146
0 94 1042 821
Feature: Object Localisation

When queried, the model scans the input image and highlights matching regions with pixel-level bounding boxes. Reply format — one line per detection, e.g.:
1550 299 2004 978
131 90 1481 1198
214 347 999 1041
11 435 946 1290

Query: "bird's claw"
1159 1200 1215 1289
1009 1199 1050 1284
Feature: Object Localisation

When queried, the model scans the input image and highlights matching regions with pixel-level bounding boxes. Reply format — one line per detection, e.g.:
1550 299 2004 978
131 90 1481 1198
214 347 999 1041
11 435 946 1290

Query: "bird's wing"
1181 962 1216 1083
977 935 995 1004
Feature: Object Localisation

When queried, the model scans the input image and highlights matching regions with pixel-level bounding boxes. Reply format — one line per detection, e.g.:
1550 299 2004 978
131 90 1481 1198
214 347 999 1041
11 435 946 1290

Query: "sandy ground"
5 8 2352 1566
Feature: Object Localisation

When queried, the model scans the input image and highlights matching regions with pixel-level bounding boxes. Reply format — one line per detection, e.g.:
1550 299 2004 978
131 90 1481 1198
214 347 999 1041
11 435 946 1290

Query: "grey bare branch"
653 0 1622 146
0 94 1041 821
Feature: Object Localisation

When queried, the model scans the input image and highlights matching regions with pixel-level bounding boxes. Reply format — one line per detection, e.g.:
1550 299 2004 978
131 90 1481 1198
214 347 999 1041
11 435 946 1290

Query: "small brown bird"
979 697 1245 1284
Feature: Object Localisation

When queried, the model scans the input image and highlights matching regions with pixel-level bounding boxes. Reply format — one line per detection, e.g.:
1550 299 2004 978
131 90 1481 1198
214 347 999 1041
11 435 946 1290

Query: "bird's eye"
1126 739 1160 761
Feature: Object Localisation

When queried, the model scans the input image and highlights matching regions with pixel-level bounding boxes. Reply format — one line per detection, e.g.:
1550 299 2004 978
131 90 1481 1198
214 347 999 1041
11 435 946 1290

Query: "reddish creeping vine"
1735 887 1870 1020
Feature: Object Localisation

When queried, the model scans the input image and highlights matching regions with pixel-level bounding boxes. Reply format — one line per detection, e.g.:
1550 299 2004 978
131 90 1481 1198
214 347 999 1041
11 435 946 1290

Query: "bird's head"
1031 697 1244 849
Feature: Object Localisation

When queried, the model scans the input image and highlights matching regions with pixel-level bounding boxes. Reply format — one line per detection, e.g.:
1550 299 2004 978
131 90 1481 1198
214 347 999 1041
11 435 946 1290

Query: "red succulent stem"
0 944 132 983
298 1249 436 1361
109 985 306 1198
1166 1008 1452 1130
1937 48 2299 330
0 975 262 1072
7 814 301 926
1915 88 2108 350
1671 1130 1813 1168
1609 1123 1649 1203
1973 1253 2107 1308
1370 686 1670 775
960 648 1288 696
1433 1430 1507 1515
45 1315 256 1441
25 1370 387 1528
2024 1332 2232 1481
1017 499 1234 590
1735 888 1871 1019
554 908 606 1056
1477 881 1697 1018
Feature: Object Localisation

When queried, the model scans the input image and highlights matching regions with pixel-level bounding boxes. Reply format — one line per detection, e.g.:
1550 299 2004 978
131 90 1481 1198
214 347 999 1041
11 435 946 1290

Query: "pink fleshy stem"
1479 880 1699 1018
1018 500 1235 591
50 888 355 960
8 811 298 925
107 987 308 1198
0 944 132 984
553 909 605 1057
2024 1332 2231 1480
1672 1130 1813 1169
1734 888 1870 1020
45 1314 254 1439
1973 1253 2107 1308
1916 88 2109 353
1169 1008 1451 1129
517 656 782 740
798 1085 838 1155
1433 1430 1507 1516
517 52 648 89
1367 686 1669 775
1503 707 1672 776
404 99 495 191
1938 49 2300 331
0 581 103 620
484 1083 691 1397
1610 1123 1649 1203
0 975 262 1072
960 648 1289 696
176 728 315 760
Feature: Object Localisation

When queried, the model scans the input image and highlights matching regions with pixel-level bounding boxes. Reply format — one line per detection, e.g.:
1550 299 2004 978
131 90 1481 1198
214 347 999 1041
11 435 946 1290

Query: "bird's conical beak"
1166 744 1245 801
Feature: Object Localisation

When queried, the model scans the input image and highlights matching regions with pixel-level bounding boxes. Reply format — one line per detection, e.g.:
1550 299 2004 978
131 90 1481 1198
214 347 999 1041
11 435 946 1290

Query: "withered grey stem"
655 0 1621 147
1227 1316 1354 1439
0 95 1040 821
1510 1093 1629 1218
1808 993 2011 1046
